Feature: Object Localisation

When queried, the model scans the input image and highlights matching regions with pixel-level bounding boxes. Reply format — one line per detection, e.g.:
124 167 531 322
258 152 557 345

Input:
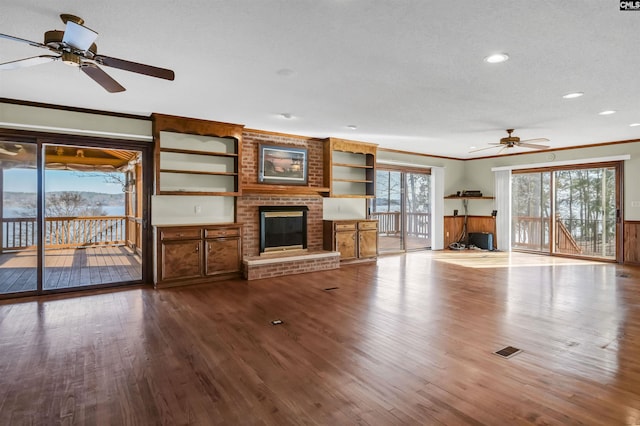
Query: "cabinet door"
335 230 357 260
161 240 202 281
358 229 378 259
205 238 240 275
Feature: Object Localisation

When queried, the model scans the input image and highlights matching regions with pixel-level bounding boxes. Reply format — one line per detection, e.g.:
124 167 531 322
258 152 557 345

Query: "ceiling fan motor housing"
500 129 520 144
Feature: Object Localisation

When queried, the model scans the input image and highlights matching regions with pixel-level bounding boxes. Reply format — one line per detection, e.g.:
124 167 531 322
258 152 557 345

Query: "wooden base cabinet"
156 224 242 287
205 228 241 276
323 220 378 263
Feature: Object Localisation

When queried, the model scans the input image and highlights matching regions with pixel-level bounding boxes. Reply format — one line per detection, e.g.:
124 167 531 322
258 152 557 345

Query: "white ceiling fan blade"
496 145 509 155
0 33 49 49
518 142 550 149
519 138 550 144
469 145 502 153
0 55 58 70
62 20 98 51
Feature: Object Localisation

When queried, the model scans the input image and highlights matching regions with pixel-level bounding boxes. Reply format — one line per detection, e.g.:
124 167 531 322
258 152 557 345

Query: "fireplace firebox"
259 206 308 254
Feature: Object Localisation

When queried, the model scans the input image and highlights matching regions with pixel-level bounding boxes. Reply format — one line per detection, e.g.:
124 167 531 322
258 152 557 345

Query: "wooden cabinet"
357 221 379 258
204 227 241 276
161 239 202 281
156 224 242 287
323 138 377 198
333 222 358 260
323 220 378 262
152 114 244 196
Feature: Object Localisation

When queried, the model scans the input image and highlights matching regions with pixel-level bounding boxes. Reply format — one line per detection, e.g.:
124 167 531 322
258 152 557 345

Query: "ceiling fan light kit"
0 13 175 92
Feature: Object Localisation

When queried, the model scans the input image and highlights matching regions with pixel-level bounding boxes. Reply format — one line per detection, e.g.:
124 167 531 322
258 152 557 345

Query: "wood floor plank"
0 252 639 424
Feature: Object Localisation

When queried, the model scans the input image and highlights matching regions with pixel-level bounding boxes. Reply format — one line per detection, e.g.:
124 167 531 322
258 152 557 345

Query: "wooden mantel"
242 183 330 197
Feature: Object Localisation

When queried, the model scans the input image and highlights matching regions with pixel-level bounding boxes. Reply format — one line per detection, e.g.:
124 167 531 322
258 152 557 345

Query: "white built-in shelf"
324 138 377 198
444 196 495 200
156 130 240 196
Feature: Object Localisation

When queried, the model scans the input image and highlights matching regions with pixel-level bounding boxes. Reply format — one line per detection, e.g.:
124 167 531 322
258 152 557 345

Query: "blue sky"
5 169 124 194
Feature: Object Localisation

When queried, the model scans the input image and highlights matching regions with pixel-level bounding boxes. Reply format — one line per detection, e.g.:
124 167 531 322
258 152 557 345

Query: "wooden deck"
0 246 142 294
379 234 431 251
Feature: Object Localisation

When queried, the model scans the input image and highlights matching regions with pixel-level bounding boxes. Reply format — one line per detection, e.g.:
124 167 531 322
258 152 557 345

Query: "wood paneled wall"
624 221 640 265
444 216 497 248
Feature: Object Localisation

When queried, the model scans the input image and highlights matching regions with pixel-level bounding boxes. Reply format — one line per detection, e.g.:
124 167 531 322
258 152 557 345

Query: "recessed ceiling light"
276 68 295 77
469 146 476 150
630 123 640 127
562 92 584 99
280 113 293 119
484 53 509 64
347 124 357 130
598 110 616 115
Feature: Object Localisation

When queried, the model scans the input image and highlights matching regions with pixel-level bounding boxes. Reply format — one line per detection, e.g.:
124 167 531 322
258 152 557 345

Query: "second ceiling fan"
470 129 550 154
0 13 175 93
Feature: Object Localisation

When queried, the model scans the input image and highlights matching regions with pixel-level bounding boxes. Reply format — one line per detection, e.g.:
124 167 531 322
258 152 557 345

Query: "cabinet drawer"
160 228 201 240
358 221 378 231
335 223 357 231
205 227 240 239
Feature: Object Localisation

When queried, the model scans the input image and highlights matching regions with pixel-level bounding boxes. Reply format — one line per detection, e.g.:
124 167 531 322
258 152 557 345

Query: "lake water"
3 205 125 217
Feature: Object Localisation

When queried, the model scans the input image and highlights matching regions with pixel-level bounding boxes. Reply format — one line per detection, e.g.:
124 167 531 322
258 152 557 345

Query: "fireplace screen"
259 206 308 253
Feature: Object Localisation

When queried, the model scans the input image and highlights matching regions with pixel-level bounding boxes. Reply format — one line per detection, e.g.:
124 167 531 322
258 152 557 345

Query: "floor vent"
616 273 631 278
494 346 522 358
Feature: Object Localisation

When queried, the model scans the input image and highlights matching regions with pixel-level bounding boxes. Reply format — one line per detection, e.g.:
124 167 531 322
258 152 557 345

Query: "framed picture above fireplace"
258 144 308 185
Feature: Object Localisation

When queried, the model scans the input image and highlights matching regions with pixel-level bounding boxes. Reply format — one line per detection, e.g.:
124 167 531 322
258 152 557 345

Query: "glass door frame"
0 129 154 299
512 161 623 263
372 166 432 253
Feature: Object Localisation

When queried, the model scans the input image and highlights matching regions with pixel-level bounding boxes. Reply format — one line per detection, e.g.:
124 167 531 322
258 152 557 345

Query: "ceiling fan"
470 129 550 154
0 143 24 156
0 13 175 93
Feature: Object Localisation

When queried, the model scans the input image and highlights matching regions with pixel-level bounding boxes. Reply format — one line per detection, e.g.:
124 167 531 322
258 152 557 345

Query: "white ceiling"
1 1 639 159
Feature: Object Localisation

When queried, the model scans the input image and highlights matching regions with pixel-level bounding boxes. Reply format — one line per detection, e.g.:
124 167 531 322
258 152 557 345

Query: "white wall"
152 195 235 225
0 102 152 140
322 198 367 220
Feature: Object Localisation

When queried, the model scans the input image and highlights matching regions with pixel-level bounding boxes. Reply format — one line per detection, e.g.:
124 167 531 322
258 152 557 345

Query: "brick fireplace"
238 130 339 279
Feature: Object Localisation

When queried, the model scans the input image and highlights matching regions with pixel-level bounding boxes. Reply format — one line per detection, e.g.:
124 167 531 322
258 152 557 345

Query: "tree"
18 191 106 218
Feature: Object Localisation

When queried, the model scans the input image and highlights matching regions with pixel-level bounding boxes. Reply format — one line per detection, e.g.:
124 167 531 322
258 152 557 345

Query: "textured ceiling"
1 1 639 158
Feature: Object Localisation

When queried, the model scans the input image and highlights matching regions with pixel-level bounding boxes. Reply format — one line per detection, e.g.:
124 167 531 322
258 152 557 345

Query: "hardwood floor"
0 251 639 424
0 246 142 294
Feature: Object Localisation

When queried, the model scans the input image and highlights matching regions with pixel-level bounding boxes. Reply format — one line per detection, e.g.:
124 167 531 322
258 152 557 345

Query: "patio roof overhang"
0 141 136 171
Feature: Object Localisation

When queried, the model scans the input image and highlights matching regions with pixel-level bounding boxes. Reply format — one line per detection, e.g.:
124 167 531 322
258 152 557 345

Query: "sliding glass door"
404 172 431 250
554 167 617 259
0 133 150 298
512 171 551 252
0 140 38 295
512 163 621 261
42 143 144 291
373 169 431 253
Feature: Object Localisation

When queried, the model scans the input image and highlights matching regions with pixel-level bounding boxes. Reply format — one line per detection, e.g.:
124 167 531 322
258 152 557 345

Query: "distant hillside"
3 191 124 208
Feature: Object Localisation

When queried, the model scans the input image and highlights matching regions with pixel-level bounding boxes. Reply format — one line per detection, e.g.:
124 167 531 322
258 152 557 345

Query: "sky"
4 169 124 194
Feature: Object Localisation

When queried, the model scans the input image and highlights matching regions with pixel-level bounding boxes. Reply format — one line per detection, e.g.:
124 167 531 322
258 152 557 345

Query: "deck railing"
2 216 127 251
513 215 615 257
370 211 431 238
